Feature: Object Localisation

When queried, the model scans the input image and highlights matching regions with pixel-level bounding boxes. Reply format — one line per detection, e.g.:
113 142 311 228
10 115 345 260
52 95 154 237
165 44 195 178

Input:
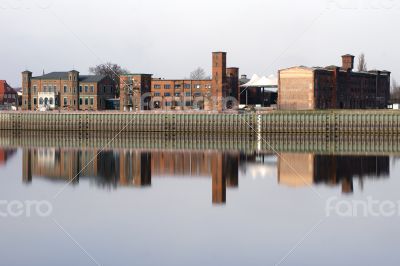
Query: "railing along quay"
0 110 400 134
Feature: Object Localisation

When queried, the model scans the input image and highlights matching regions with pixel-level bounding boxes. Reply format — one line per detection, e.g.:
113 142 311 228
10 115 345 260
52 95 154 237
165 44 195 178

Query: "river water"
0 133 399 266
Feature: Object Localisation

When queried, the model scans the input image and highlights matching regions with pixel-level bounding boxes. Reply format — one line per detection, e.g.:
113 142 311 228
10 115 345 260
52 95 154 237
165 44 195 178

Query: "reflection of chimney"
342 178 354 194
211 153 226 204
22 149 32 184
341 54 355 71
132 151 151 187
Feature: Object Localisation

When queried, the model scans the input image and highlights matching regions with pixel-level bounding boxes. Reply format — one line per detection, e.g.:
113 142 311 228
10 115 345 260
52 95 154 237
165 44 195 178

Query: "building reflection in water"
21 148 239 204
0 148 17 167
20 148 391 203
278 153 390 194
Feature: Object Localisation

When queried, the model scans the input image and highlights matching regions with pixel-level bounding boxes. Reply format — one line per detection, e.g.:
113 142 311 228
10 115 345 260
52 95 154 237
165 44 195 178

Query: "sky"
0 0 399 87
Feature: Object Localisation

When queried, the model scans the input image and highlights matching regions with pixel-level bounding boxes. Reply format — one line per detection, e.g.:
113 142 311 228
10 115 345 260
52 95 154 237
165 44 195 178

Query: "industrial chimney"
341 54 355 71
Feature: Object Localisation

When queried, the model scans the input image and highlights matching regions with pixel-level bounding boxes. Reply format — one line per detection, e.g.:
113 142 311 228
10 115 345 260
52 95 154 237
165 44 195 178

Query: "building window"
184 84 191 89
54 85 57 91
79 98 83 105
39 98 44 105
174 84 181 89
194 92 202 97
43 85 47 92
85 97 88 105
185 92 191 97
49 98 53 105
64 86 67 93
185 101 192 106
33 85 37 93
90 97 94 105
90 85 94 93
164 84 171 89
154 92 161 97
164 93 171 97
79 86 82 92
195 84 201 89
165 101 172 106
63 97 67 106
154 84 161 89
84 85 88 92
33 98 37 105
175 92 180 97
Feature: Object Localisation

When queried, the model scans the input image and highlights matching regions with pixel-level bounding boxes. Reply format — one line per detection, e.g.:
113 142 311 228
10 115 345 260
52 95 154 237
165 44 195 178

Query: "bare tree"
357 53 368 72
89 62 130 97
391 79 400 102
190 67 207 80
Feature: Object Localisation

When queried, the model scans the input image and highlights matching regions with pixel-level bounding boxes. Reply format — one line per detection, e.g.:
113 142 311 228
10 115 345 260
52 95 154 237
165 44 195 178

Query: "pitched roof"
31 72 106 82
0 80 17 94
79 75 107 83
32 72 69 80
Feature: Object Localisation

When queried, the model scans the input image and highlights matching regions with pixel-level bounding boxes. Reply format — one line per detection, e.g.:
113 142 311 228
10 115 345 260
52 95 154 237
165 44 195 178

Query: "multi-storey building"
0 80 18 106
278 54 391 110
120 52 240 111
21 71 116 111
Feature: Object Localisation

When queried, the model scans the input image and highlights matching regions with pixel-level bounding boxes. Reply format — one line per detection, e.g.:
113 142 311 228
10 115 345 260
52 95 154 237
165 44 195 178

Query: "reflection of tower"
22 149 32 184
119 151 128 186
119 151 151 187
63 150 80 184
211 153 239 204
212 153 226 204
342 178 354 194
225 153 239 188
134 152 151 187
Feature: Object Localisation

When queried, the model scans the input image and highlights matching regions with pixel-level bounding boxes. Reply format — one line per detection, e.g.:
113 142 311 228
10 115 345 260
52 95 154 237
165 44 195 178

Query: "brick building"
278 54 391 110
21 71 116 111
120 52 240 111
0 80 18 106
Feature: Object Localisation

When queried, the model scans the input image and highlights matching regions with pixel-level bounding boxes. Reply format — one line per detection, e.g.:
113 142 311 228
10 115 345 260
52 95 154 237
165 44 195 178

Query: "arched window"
44 98 49 105
39 98 44 105
49 98 53 105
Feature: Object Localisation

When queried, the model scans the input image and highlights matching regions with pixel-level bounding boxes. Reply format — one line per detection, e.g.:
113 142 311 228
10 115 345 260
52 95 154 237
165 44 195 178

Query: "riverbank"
1 130 400 155
0 110 399 134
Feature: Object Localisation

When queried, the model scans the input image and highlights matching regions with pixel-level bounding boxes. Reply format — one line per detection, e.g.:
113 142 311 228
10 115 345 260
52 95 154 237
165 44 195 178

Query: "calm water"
1 135 400 266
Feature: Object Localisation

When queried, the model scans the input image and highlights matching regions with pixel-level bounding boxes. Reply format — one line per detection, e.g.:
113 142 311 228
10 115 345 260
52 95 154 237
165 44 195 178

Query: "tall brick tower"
341 54 355 71
211 52 227 111
22 71 32 110
67 70 79 110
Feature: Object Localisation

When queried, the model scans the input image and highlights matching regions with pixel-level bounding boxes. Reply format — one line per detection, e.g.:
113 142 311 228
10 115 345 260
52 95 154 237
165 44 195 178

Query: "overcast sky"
1 0 399 86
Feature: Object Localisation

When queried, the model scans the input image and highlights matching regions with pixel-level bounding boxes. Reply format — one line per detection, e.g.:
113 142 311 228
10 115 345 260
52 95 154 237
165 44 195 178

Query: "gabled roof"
0 80 17 94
